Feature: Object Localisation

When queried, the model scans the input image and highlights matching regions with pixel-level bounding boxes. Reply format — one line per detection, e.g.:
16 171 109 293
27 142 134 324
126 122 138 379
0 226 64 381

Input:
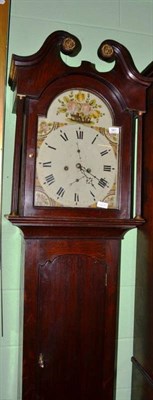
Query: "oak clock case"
8 31 150 400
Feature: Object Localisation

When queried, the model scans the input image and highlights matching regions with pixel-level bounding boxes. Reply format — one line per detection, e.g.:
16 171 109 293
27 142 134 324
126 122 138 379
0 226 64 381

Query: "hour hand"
76 162 99 182
69 163 85 186
76 163 82 170
76 163 96 189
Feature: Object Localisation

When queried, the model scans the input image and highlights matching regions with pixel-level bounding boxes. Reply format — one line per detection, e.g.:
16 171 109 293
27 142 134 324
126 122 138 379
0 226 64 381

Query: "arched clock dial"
35 124 118 208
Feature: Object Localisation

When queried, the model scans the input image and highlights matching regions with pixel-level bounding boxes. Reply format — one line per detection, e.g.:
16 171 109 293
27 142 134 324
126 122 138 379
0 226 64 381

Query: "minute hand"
80 165 109 188
76 163 96 189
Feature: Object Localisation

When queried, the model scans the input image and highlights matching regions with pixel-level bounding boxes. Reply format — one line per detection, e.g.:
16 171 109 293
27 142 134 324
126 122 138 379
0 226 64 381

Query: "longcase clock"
8 31 151 400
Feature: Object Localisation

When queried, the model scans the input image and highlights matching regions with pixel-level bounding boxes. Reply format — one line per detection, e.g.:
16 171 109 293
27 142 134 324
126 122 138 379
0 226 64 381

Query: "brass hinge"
17 93 26 100
38 353 45 368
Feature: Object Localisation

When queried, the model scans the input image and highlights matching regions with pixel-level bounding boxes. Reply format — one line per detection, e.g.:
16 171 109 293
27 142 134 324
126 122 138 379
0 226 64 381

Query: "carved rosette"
100 43 114 59
62 36 77 53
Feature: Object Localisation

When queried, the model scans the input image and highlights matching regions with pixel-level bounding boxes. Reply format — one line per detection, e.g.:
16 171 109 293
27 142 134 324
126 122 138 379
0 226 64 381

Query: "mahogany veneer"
8 31 152 399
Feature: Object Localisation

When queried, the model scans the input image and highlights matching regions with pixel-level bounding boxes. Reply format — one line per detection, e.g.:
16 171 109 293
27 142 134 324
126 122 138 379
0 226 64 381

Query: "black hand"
76 163 96 189
69 175 85 186
76 141 82 162
78 163 99 182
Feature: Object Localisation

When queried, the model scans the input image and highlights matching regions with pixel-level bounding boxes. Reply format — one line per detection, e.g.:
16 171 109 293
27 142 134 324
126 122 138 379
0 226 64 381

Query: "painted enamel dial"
35 123 118 208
